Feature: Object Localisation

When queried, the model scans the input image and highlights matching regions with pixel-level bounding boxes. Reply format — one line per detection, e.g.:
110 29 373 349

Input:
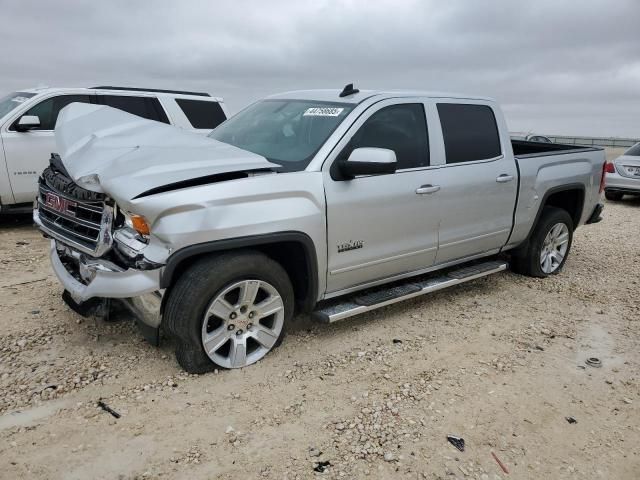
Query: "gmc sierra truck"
34 85 606 373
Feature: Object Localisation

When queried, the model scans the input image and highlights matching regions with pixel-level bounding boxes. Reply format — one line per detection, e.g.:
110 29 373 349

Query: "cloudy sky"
1 0 638 137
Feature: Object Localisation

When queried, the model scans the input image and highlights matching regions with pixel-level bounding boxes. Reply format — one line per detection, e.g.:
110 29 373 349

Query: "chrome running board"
313 260 508 323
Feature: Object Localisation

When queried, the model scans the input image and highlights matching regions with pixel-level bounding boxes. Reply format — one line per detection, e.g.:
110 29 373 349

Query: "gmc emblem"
44 192 76 216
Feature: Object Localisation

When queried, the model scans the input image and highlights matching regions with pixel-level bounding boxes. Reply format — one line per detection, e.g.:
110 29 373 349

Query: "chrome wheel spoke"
553 249 564 264
239 280 260 306
251 324 279 349
556 232 569 246
203 328 231 354
254 295 284 319
540 248 548 264
229 339 247 368
209 298 235 320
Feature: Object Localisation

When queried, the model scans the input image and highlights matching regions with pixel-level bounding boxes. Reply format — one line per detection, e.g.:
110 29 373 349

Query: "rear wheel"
164 251 294 373
605 191 623 201
511 206 573 278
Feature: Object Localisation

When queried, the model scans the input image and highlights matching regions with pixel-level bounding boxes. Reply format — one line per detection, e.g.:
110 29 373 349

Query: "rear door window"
176 99 226 129
437 103 502 164
15 95 92 130
98 95 169 123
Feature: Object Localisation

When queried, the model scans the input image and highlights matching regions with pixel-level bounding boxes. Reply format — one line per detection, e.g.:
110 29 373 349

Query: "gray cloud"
0 0 638 136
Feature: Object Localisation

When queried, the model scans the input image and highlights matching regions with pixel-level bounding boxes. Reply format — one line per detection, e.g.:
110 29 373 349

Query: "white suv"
0 86 228 212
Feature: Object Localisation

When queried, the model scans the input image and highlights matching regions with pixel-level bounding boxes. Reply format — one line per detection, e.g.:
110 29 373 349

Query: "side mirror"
340 147 397 178
15 115 41 132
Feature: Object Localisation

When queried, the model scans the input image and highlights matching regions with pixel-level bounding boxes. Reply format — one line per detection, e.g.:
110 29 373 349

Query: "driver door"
323 99 440 294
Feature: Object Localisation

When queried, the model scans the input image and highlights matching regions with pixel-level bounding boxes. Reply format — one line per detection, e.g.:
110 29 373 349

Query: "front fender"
126 171 328 299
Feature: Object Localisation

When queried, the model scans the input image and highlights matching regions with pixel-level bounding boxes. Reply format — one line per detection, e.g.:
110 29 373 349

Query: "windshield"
624 143 640 157
209 99 354 171
0 92 36 119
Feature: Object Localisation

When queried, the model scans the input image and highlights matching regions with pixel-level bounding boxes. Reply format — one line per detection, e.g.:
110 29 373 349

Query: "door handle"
416 184 440 194
496 174 514 183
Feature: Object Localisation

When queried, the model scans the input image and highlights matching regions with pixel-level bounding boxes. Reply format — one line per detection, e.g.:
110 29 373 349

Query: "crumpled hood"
55 103 278 201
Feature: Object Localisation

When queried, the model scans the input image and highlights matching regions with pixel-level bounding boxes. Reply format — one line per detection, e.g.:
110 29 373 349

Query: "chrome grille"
35 181 113 256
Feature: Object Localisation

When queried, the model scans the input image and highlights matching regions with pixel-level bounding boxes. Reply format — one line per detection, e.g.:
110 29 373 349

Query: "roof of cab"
266 88 496 104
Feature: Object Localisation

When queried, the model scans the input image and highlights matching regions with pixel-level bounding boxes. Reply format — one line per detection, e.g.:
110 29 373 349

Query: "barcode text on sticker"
303 107 344 117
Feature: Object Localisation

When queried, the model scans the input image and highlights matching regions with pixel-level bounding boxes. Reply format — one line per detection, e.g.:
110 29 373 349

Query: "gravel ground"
0 195 638 479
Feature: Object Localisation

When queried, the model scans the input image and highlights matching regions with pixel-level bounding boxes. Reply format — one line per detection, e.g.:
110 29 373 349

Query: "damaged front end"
34 155 165 344
34 103 280 345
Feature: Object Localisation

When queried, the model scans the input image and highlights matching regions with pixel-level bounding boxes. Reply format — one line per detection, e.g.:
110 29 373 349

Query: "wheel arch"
529 184 585 237
542 185 585 228
160 231 319 312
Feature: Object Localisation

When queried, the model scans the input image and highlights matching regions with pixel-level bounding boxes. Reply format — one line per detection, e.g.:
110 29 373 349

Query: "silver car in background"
510 132 553 143
604 142 640 201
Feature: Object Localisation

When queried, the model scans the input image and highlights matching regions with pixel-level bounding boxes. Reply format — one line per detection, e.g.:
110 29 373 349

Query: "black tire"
511 206 573 278
163 250 294 374
604 191 623 201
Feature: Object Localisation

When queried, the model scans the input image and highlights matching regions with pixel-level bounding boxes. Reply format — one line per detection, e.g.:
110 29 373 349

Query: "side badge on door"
337 240 364 253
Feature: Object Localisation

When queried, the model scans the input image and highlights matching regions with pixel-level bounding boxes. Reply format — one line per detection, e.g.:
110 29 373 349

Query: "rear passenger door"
96 95 170 123
428 101 517 264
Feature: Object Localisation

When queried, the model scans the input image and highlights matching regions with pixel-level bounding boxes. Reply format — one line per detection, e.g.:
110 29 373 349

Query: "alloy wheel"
540 223 570 274
201 279 284 368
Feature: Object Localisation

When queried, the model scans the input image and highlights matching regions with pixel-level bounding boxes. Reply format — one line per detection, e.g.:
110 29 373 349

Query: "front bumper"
50 241 162 303
51 242 164 339
605 172 640 195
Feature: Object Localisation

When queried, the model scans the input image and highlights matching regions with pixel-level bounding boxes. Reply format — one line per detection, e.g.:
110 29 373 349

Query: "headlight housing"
114 227 149 259
114 210 151 259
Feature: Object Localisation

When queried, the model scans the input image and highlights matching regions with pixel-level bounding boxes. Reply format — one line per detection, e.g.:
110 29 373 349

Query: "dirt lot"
0 195 638 479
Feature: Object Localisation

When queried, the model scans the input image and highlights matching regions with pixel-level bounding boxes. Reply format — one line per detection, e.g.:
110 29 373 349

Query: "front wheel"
511 206 573 278
163 251 294 373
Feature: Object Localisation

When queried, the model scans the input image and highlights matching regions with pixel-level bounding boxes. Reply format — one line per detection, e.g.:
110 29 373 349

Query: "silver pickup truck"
34 85 606 373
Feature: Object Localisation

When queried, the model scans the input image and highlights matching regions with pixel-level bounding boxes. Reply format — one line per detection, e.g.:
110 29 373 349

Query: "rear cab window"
437 103 501 164
175 99 226 129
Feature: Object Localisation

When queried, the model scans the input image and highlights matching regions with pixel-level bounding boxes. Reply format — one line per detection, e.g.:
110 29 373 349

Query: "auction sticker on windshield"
303 107 344 117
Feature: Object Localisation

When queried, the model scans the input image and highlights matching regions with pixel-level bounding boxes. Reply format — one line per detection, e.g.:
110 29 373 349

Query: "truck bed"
511 139 601 158
505 141 605 251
